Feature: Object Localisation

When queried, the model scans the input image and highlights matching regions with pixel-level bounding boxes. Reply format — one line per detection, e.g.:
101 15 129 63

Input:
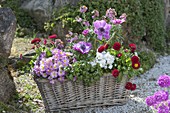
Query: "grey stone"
0 58 15 102
0 8 16 57
21 0 80 36
0 8 16 103
21 0 53 29
23 49 36 57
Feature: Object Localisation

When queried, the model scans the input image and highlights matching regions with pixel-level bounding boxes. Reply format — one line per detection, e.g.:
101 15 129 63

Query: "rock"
23 49 36 57
0 8 16 57
50 21 69 42
0 8 16 103
21 0 80 34
0 57 16 102
21 0 53 29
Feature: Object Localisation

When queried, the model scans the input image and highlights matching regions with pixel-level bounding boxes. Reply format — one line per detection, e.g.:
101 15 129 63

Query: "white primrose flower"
96 51 106 60
105 52 115 64
97 59 106 68
108 64 113 69
104 65 107 69
89 60 97 66
95 51 115 69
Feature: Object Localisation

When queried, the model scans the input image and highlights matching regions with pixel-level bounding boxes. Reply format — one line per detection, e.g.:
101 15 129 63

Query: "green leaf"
117 73 123 82
35 49 41 55
68 74 73 80
46 49 52 58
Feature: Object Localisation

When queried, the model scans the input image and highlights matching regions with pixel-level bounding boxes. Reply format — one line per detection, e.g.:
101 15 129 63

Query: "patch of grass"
0 101 11 112
10 73 45 113
11 38 33 57
0 73 45 113
0 101 21 113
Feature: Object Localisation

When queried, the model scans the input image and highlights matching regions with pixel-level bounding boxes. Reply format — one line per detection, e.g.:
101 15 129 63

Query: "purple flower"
158 104 169 113
73 58 77 63
145 95 156 106
40 72 48 78
67 37 78 43
33 65 41 76
57 49 65 56
58 68 65 77
46 68 53 75
39 64 46 72
40 52 46 58
167 100 170 108
35 52 46 65
51 48 60 55
157 74 170 87
58 76 65 82
55 60 63 67
33 48 69 83
154 90 169 102
93 20 112 40
92 10 99 19
80 6 88 13
53 63 58 69
50 80 55 84
111 19 125 25
82 29 89 36
83 21 90 26
48 75 53 80
40 58 46 65
50 71 58 78
75 16 82 22
105 8 117 19
68 31 73 36
62 57 70 67
73 76 77 81
46 58 53 69
120 13 127 20
73 41 92 54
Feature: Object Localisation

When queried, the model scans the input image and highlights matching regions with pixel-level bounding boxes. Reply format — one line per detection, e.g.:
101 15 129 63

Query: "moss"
139 51 156 73
0 101 14 112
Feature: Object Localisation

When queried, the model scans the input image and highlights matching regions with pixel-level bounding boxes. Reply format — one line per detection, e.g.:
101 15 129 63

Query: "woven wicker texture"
34 74 129 112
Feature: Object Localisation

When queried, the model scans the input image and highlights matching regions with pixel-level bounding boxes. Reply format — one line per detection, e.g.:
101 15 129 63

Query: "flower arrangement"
145 74 170 113
29 6 142 90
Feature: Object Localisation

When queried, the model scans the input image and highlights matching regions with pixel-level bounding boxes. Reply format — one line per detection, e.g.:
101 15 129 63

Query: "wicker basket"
34 74 129 112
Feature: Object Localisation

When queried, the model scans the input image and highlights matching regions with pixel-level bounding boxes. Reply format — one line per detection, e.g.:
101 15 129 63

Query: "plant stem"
106 32 116 44
94 39 97 50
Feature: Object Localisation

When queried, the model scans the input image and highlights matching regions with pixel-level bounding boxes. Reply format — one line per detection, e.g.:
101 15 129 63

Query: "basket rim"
34 73 113 83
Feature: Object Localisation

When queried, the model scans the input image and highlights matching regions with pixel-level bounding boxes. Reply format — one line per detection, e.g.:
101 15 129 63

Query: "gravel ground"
67 55 170 113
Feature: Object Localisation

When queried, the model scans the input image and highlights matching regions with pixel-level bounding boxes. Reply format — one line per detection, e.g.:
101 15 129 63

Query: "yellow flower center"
134 63 138 68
